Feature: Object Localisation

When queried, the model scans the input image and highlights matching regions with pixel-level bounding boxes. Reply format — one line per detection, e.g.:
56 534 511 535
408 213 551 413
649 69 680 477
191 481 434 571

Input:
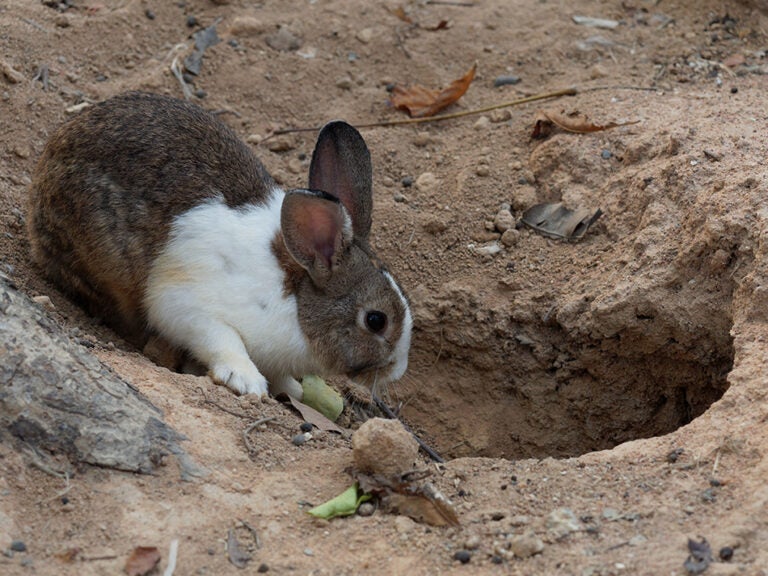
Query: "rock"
246 134 263 144
335 76 353 90
453 550 472 564
356 28 375 44
422 217 448 235
412 132 432 147
415 172 439 194
474 243 501 256
291 433 310 446
494 209 514 232
10 541 26 552
228 16 265 37
32 295 54 311
267 136 296 152
501 228 520 247
357 502 375 517
12 144 30 159
494 75 521 87
352 418 419 476
1 59 25 84
266 26 302 52
509 531 544 558
547 507 581 537
473 116 491 130
476 165 490 177
490 109 512 123
463 534 481 550
394 515 416 534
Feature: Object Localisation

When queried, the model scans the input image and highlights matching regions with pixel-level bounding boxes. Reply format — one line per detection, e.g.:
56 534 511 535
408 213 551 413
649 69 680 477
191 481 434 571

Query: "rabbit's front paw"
210 355 269 397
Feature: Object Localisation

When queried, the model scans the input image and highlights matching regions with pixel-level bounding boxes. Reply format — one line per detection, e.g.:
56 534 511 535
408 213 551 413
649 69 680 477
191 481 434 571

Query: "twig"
426 0 476 5
198 386 250 418
171 55 193 100
239 519 262 549
242 417 278 454
163 539 179 576
270 87 578 137
373 394 444 463
712 449 721 477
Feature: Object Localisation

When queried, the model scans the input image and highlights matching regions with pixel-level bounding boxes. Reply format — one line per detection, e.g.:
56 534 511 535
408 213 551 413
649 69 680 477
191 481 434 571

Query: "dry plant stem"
271 87 578 136
372 394 445 464
243 417 278 454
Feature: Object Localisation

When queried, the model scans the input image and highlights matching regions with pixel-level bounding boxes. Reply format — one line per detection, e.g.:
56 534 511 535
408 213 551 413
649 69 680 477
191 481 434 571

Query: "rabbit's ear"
308 121 372 239
281 190 353 286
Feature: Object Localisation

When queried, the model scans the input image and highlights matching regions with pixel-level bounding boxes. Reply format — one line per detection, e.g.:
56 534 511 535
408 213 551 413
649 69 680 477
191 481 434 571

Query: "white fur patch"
383 270 412 382
145 189 320 394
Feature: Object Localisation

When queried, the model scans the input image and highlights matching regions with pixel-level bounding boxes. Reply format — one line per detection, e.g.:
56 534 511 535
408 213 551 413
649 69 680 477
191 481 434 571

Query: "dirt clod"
352 418 419 476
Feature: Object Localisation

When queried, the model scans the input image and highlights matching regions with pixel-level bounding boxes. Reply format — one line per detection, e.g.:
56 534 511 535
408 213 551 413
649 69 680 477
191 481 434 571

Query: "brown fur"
27 92 276 344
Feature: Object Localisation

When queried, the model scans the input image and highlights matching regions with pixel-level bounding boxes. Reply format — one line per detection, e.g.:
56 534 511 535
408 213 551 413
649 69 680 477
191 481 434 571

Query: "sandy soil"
1 0 768 574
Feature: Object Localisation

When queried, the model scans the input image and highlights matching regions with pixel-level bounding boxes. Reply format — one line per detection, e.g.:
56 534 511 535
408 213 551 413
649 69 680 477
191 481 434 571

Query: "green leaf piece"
308 483 372 520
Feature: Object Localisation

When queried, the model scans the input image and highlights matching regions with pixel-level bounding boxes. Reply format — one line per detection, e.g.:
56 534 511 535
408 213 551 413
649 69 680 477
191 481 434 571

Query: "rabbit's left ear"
308 121 372 240
281 189 353 287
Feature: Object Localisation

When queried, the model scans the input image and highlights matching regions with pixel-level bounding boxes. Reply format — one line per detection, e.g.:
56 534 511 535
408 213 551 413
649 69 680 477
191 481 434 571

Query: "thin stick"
271 87 578 136
373 394 444 463
163 539 179 576
243 417 278 454
198 386 250 418
426 0 476 5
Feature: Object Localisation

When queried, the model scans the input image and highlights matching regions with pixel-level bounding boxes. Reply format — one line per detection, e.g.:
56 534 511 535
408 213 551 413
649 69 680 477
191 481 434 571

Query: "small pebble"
517 175 528 185
491 555 503 564
475 165 490 177
10 541 27 552
509 531 544 558
145 9 156 20
266 26 303 52
494 75 521 87
730 87 738 94
393 192 408 203
473 116 491 130
490 109 512 123
357 502 375 517
291 433 309 446
546 507 580 537
501 228 520 247
601 149 613 159
303 548 314 556
186 15 198 28
494 209 514 233
300 422 313 433
401 176 414 188
415 172 439 194
719 546 734 561
257 563 269 573
228 39 239 47
356 28 374 44
453 550 472 564
335 77 353 90
463 535 481 550
195 89 207 99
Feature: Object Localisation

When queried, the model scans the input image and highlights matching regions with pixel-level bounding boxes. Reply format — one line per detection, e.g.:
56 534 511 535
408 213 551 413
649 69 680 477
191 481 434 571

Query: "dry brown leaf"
390 63 476 118
386 5 413 24
532 109 639 138
55 547 81 563
357 471 460 527
124 546 161 576
288 395 344 433
424 20 450 31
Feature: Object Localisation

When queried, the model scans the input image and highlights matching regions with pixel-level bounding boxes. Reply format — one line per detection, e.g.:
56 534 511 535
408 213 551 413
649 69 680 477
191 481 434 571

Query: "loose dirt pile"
1 0 767 574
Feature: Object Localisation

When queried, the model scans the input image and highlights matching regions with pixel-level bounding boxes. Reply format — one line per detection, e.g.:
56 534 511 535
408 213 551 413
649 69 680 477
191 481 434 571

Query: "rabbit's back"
27 92 274 340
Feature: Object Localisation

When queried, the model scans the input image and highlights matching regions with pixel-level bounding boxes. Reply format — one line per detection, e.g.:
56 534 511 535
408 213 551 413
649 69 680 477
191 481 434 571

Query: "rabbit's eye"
365 311 387 334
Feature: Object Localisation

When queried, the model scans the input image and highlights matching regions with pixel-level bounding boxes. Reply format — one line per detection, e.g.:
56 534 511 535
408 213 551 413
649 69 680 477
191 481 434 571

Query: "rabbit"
27 91 412 398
